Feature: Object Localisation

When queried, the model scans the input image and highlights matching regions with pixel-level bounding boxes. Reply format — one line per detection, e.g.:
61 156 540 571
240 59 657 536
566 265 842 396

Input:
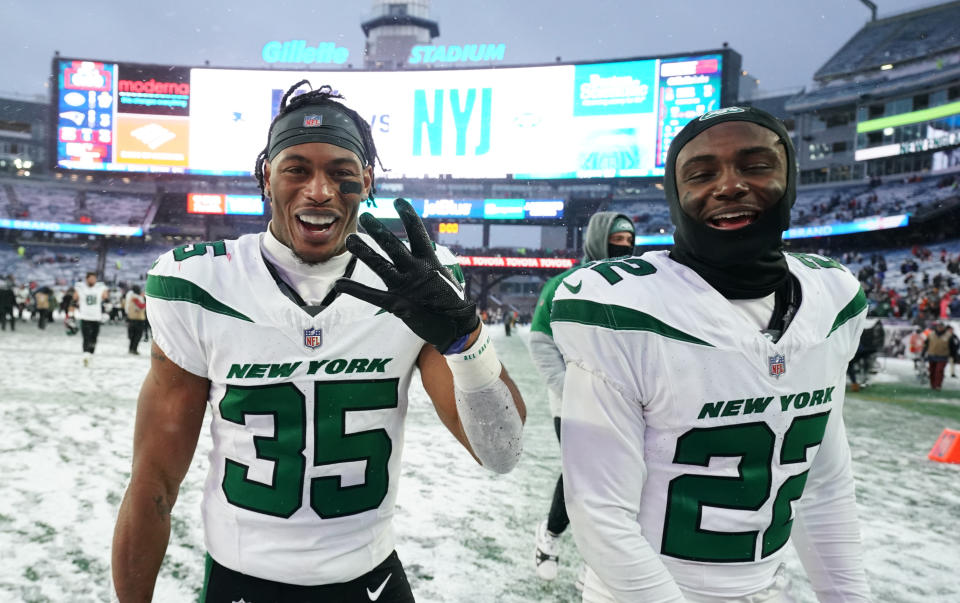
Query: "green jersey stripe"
827 288 868 337
146 275 253 323
552 299 714 347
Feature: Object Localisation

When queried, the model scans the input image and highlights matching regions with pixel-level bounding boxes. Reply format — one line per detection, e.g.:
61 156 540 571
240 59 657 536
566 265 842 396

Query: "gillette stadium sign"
408 44 506 64
262 40 350 65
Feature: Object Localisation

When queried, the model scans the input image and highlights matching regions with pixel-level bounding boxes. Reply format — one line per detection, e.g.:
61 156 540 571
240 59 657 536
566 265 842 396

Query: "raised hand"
334 198 479 353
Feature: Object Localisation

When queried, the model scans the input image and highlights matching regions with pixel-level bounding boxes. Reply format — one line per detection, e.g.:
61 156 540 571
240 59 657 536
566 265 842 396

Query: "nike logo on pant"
367 572 393 601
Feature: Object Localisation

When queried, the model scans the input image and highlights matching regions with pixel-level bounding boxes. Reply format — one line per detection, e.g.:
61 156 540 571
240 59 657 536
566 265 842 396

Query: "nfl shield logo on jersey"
769 354 786 378
304 327 323 349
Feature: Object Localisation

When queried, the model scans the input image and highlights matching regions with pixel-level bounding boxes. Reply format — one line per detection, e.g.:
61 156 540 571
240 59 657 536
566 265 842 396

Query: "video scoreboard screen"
53 53 729 180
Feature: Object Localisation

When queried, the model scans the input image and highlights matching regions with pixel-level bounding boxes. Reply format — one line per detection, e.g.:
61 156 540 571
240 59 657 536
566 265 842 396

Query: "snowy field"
1 321 959 602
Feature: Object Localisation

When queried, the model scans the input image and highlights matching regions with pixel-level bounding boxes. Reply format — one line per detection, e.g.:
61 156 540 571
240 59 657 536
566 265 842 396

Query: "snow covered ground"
1 321 959 602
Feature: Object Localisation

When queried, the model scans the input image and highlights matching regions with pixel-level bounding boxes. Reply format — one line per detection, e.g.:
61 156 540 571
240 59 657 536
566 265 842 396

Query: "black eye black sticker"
340 181 363 196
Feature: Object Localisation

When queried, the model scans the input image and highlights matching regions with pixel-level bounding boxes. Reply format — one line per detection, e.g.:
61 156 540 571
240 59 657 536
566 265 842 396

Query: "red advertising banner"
457 256 577 269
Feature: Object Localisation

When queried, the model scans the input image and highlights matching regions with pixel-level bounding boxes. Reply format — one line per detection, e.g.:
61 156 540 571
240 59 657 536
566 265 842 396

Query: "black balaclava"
664 106 797 299
607 215 636 258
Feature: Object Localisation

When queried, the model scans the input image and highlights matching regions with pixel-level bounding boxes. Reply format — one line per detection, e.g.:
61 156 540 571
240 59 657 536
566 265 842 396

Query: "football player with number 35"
552 107 871 602
112 81 525 603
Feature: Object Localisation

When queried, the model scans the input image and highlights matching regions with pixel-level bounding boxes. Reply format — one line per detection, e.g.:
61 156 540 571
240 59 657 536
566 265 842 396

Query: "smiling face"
675 121 787 231
263 142 372 264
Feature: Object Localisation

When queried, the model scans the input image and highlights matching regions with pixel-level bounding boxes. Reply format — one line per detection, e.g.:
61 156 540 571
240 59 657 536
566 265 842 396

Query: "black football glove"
334 198 480 353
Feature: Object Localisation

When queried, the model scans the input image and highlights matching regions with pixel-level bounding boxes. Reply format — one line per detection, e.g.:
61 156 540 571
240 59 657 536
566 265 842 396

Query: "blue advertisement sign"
573 60 657 117
367 198 563 220
483 198 525 220
635 214 911 246
224 195 265 215
0 218 142 236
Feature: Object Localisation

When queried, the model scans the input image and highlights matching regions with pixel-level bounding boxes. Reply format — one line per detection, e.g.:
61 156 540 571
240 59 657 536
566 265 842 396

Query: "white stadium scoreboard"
53 52 735 181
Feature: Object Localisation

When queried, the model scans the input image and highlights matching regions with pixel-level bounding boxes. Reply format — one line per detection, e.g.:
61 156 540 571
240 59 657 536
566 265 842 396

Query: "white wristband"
444 322 501 392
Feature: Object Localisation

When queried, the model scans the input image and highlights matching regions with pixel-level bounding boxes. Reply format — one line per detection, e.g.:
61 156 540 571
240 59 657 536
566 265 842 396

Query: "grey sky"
1 0 943 100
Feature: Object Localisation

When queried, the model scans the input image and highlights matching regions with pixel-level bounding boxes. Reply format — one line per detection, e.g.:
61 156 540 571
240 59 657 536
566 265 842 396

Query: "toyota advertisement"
54 54 725 179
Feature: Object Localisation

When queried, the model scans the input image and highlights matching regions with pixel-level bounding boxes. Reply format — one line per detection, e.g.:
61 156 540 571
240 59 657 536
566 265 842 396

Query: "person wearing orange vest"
923 322 952 390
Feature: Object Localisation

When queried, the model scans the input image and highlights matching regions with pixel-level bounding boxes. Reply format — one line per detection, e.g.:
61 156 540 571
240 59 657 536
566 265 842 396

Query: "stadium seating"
814 3 960 79
839 237 960 320
84 192 153 227
104 244 175 284
0 243 99 286
0 181 154 227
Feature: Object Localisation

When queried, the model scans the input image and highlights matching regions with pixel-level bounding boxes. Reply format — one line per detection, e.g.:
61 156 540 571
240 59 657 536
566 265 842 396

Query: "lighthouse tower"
361 0 440 69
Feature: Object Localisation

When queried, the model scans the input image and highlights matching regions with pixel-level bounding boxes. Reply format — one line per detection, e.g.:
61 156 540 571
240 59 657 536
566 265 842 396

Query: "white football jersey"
74 282 107 321
552 251 870 601
146 233 461 585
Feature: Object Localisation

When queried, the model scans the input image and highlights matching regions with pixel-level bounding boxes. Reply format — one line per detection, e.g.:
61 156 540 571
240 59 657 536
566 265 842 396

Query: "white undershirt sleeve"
790 410 872 602
561 362 684 602
528 330 566 417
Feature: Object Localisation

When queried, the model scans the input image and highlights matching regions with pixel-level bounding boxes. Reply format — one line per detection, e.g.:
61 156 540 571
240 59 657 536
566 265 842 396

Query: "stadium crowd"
846 240 960 322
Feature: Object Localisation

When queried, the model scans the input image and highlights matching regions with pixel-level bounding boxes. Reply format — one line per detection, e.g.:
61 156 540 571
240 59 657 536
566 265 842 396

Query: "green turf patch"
849 383 960 422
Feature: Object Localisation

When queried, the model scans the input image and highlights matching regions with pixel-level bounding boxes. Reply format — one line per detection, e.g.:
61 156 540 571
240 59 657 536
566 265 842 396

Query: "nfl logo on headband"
304 327 323 349
303 115 323 127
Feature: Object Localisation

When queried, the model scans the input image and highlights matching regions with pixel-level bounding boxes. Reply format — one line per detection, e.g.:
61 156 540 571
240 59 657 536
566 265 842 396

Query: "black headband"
267 103 368 165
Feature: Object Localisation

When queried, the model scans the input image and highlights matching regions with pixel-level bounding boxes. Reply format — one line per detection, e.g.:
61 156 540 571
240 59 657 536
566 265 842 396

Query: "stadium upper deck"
788 1 960 184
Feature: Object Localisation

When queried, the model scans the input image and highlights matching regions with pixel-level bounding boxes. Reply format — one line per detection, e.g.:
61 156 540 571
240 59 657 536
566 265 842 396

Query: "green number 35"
662 412 831 562
219 379 399 519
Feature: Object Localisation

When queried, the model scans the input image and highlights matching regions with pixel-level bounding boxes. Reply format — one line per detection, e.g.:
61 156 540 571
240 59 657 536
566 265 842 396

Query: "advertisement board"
633 214 911 246
186 193 265 216
54 53 726 180
364 197 564 220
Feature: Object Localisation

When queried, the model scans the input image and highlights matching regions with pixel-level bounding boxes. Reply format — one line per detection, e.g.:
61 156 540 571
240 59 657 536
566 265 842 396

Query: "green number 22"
662 412 831 562
219 379 399 519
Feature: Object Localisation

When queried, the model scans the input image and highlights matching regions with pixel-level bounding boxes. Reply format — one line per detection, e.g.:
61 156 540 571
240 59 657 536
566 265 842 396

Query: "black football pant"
127 320 145 353
80 319 100 354
547 417 570 535
201 550 415 602
0 306 13 330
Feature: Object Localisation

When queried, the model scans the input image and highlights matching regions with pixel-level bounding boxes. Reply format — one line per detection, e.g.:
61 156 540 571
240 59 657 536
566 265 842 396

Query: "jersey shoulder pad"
149 237 246 282
786 252 863 305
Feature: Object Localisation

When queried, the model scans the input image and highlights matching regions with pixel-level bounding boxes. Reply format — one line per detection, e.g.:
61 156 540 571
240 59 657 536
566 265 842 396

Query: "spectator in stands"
0 276 14 331
124 285 147 355
528 211 635 582
923 321 952 390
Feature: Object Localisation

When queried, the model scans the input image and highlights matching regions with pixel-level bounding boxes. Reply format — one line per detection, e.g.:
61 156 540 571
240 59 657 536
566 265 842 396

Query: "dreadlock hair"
254 80 383 206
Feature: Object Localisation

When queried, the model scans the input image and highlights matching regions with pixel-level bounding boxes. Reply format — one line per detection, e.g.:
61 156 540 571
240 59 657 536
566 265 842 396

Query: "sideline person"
74 272 108 365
